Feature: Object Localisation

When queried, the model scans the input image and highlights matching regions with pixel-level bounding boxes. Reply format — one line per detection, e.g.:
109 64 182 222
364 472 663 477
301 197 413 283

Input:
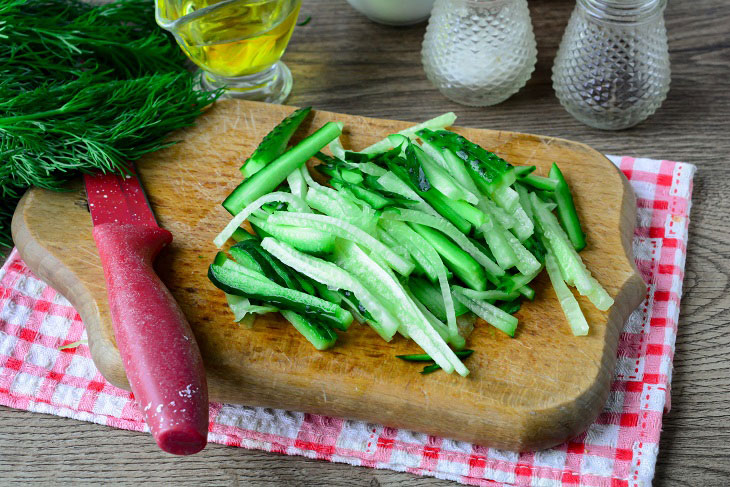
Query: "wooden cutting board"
11 100 645 451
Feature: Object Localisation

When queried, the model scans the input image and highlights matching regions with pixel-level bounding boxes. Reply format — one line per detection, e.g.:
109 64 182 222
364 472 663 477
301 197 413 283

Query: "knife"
84 165 208 455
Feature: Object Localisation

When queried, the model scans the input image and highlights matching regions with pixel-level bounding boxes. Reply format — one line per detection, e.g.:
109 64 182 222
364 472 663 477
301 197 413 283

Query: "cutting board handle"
93 223 209 455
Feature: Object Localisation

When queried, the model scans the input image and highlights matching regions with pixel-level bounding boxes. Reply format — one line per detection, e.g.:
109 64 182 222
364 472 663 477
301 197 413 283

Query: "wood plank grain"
2 0 730 485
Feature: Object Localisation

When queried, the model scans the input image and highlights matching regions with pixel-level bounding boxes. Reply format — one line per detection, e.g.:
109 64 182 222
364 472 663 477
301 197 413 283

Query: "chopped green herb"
420 364 442 375
397 350 474 362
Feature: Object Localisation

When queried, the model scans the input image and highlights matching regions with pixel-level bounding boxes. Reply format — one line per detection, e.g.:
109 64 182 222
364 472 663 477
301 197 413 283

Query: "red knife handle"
93 223 208 455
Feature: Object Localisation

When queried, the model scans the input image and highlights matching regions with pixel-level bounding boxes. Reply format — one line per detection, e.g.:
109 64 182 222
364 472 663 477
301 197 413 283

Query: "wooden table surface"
1 0 728 485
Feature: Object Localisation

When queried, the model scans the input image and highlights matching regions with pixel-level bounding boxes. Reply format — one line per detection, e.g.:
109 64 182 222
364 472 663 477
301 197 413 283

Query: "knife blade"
84 165 208 455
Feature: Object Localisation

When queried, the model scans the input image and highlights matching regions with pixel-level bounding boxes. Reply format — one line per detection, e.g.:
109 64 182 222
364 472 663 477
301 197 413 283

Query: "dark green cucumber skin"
441 197 485 228
417 186 472 234
330 180 391 209
498 275 523 294
409 223 487 292
518 285 535 300
323 167 364 185
232 227 255 242
230 239 316 295
315 152 364 185
499 266 543 294
249 219 273 240
514 165 536 177
240 106 312 176
338 290 377 322
523 235 547 264
465 163 515 199
342 151 372 163
407 142 483 226
466 237 501 286
293 274 317 295
385 162 472 234
259 249 304 292
230 240 301 291
499 298 523 314
416 128 515 194
519 173 559 191
343 147 402 164
310 279 343 305
536 190 557 202
213 252 228 266
223 121 342 215
228 245 264 274
409 276 469 321
282 310 337 350
208 264 352 330
398 144 431 192
361 174 419 208
420 364 442 375
549 163 586 251
397 349 474 362
248 217 335 256
315 153 399 209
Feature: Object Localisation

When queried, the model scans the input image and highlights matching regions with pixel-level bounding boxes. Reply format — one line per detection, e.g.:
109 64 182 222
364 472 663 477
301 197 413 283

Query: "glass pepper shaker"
421 0 537 107
552 0 670 130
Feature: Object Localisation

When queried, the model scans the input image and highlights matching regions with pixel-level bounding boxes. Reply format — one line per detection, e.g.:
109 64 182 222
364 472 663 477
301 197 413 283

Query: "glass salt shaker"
552 0 670 130
421 0 537 107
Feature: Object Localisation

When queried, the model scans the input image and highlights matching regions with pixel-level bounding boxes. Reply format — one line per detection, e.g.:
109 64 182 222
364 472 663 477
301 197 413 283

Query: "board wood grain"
11 99 644 451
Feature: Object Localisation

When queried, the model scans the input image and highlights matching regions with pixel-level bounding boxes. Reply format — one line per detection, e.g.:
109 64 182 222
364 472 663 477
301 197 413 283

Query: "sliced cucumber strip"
209 259 352 330
545 249 589 336
408 276 469 321
287 164 308 200
407 287 452 345
267 212 414 276
281 310 338 351
248 215 335 254
261 238 400 339
409 223 487 292
382 207 503 278
407 144 479 205
360 112 457 154
453 287 519 337
334 240 468 375
379 219 440 283
226 294 278 323
240 106 312 178
456 289 520 302
214 192 309 248
224 121 342 215
549 163 587 251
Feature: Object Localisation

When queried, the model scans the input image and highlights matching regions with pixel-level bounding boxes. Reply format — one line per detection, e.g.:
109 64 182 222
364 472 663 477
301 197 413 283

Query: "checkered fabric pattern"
0 155 695 487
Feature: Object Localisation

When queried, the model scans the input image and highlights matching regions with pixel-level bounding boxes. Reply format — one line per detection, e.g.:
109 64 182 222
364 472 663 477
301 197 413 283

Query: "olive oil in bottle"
158 0 301 78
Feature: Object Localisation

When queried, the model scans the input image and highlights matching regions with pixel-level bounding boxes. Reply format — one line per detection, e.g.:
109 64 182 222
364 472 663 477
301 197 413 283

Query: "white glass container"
346 0 435 26
421 0 537 107
552 0 671 130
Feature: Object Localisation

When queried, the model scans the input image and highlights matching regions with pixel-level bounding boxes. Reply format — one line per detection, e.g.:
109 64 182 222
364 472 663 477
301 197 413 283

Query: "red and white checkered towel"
0 155 695 487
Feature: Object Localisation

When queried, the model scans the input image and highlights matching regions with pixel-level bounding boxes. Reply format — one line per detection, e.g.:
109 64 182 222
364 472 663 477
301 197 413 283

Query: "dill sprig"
0 0 222 247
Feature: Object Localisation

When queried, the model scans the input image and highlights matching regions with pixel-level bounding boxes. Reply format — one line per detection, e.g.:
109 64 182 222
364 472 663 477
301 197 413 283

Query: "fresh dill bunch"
0 0 222 247
1 73 217 192
1 0 189 85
